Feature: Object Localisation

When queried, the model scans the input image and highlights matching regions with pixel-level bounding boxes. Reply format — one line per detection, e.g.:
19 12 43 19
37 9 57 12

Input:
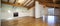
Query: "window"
48 8 54 15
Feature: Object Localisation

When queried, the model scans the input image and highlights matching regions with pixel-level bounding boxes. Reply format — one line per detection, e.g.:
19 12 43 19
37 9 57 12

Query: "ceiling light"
17 0 25 4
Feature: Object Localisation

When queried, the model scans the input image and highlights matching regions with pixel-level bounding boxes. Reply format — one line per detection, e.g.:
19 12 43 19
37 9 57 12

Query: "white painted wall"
1 4 34 19
35 1 42 18
29 7 35 16
35 1 48 18
1 4 13 19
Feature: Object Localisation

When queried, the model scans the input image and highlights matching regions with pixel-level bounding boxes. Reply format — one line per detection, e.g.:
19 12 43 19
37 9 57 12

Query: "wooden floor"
1 16 60 26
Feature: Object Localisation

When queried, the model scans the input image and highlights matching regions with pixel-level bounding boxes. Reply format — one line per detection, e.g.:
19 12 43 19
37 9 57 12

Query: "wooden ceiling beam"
14 0 16 4
2 1 20 6
37 0 60 8
8 0 9 2
1 1 33 9
44 3 60 8
23 0 31 7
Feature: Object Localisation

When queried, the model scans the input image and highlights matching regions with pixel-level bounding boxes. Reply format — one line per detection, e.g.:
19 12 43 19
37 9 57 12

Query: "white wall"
29 7 35 16
1 4 13 19
35 1 48 18
1 4 34 19
35 1 42 18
